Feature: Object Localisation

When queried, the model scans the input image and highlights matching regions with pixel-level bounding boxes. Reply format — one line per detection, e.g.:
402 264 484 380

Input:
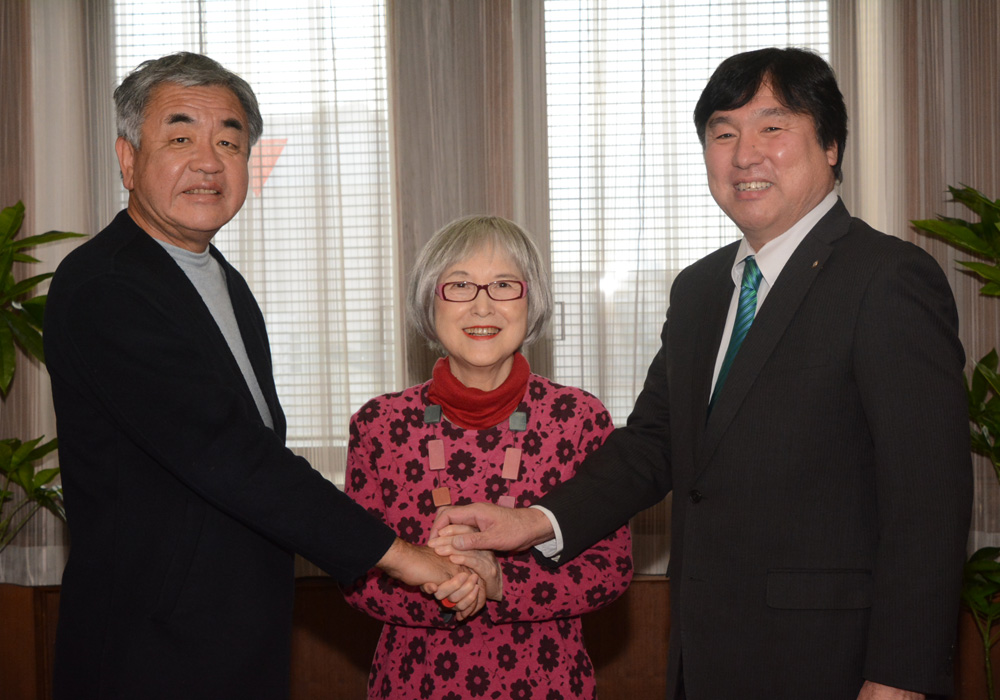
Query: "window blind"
112 0 395 485
545 0 829 421
544 0 829 572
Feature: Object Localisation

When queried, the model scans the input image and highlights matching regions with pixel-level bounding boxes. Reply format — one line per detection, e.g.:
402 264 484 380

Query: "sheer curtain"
1 0 398 585
0 1 100 586
832 0 1000 554
542 0 829 574
110 1 399 489
5 0 998 586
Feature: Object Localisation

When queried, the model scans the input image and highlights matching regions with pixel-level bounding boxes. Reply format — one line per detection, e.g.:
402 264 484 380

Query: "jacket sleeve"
538 316 674 562
340 405 459 628
494 396 632 622
853 242 972 693
45 272 396 584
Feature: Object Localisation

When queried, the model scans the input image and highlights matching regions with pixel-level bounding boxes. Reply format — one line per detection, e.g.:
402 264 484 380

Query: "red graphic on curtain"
250 138 287 196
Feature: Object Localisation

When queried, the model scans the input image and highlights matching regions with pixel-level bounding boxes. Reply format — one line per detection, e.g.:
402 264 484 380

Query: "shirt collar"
730 190 839 288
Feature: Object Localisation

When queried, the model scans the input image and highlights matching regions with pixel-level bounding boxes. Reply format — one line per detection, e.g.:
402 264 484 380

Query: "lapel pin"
812 260 819 268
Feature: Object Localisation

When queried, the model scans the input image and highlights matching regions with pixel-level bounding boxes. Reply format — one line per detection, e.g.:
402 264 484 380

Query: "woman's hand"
430 524 503 601
423 570 486 621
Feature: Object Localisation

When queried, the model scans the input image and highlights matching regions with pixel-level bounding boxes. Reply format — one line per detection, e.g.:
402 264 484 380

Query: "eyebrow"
165 113 245 132
443 270 521 279
707 106 794 130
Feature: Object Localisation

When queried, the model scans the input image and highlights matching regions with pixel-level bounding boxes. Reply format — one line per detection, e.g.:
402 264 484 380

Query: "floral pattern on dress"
343 375 632 699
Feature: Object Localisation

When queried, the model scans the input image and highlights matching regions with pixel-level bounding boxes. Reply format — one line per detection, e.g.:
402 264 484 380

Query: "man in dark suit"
45 52 481 700
430 48 972 699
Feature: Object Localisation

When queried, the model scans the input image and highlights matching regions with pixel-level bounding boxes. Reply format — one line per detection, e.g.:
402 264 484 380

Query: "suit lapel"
125 226 282 435
691 252 739 421
696 200 852 473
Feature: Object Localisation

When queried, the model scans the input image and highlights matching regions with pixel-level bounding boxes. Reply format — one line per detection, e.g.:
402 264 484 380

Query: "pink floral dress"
342 374 633 699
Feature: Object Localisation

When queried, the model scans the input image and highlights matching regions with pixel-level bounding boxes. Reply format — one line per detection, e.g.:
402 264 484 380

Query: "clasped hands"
420 521 502 621
380 503 552 621
376 520 501 622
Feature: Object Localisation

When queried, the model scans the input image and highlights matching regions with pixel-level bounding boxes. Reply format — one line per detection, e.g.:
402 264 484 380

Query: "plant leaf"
0 202 25 245
0 321 14 395
21 438 57 465
9 230 85 251
976 361 1000 399
31 468 60 489
2 309 45 363
0 272 54 306
951 185 1000 226
11 436 44 468
959 261 1000 286
912 218 994 258
19 296 45 328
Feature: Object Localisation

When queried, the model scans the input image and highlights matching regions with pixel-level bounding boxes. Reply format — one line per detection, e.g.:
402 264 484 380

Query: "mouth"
734 181 772 192
184 188 222 196
464 326 500 338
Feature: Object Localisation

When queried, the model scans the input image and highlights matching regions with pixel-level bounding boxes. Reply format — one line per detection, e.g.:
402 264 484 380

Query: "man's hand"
428 504 554 553
375 538 485 620
432 525 503 601
856 681 924 700
376 537 465 586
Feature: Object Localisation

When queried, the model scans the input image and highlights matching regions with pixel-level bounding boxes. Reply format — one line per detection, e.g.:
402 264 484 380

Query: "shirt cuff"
529 505 564 561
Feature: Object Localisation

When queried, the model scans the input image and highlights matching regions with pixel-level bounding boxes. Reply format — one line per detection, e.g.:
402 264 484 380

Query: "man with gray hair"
45 52 481 699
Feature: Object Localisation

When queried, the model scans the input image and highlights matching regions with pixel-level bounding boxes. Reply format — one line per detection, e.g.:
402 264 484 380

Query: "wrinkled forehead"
144 82 247 130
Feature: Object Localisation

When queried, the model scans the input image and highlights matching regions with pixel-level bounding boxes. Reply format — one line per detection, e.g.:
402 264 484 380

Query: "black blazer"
540 200 972 699
44 211 396 700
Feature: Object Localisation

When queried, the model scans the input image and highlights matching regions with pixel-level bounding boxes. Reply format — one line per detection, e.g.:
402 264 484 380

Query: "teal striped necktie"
710 255 762 410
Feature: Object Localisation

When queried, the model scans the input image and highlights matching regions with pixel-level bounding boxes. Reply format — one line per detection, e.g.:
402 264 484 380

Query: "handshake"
374 503 556 621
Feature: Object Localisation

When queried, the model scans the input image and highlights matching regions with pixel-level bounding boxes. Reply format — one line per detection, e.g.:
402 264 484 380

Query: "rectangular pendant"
498 495 516 509
501 447 522 481
432 487 452 507
428 439 446 471
509 411 527 432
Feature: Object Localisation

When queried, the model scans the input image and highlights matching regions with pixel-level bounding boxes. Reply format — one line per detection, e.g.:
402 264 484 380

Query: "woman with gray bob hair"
344 214 631 699
407 215 553 353
114 51 263 151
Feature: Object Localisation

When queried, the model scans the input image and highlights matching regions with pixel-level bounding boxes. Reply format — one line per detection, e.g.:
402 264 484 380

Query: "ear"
825 141 838 168
115 137 136 191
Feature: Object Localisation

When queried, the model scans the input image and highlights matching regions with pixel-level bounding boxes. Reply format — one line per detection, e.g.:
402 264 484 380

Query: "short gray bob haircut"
114 52 263 152
408 215 553 354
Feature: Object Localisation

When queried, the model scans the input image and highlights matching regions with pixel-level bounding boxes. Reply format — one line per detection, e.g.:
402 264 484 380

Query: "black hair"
693 47 848 182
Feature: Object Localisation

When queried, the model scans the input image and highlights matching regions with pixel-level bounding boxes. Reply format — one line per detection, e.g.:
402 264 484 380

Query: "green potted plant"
913 185 1000 700
0 201 83 554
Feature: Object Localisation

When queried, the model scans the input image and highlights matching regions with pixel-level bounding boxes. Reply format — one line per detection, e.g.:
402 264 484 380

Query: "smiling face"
434 245 528 391
703 83 838 250
115 83 251 252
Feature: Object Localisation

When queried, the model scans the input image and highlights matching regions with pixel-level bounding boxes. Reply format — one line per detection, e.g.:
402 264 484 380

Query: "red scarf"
427 353 530 430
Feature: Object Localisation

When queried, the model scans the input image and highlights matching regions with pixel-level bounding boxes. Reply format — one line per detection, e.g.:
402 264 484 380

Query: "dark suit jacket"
539 200 972 699
44 210 397 700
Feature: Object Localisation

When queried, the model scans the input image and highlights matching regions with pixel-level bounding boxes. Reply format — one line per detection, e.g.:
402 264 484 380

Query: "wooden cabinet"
10 576 989 700
0 576 669 700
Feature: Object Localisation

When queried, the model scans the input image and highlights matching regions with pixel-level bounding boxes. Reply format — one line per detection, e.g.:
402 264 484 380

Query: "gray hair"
408 216 553 354
114 52 263 152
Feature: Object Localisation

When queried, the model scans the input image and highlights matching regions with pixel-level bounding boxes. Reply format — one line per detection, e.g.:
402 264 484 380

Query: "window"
545 0 829 571
112 0 396 482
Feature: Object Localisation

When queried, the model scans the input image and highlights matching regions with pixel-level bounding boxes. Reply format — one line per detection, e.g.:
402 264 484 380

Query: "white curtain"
543 0 829 574
1 0 399 585
5 0 997 585
832 0 1000 554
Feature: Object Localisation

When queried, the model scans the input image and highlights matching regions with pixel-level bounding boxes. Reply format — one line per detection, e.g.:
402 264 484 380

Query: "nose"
470 287 495 315
733 133 763 169
191 140 224 174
